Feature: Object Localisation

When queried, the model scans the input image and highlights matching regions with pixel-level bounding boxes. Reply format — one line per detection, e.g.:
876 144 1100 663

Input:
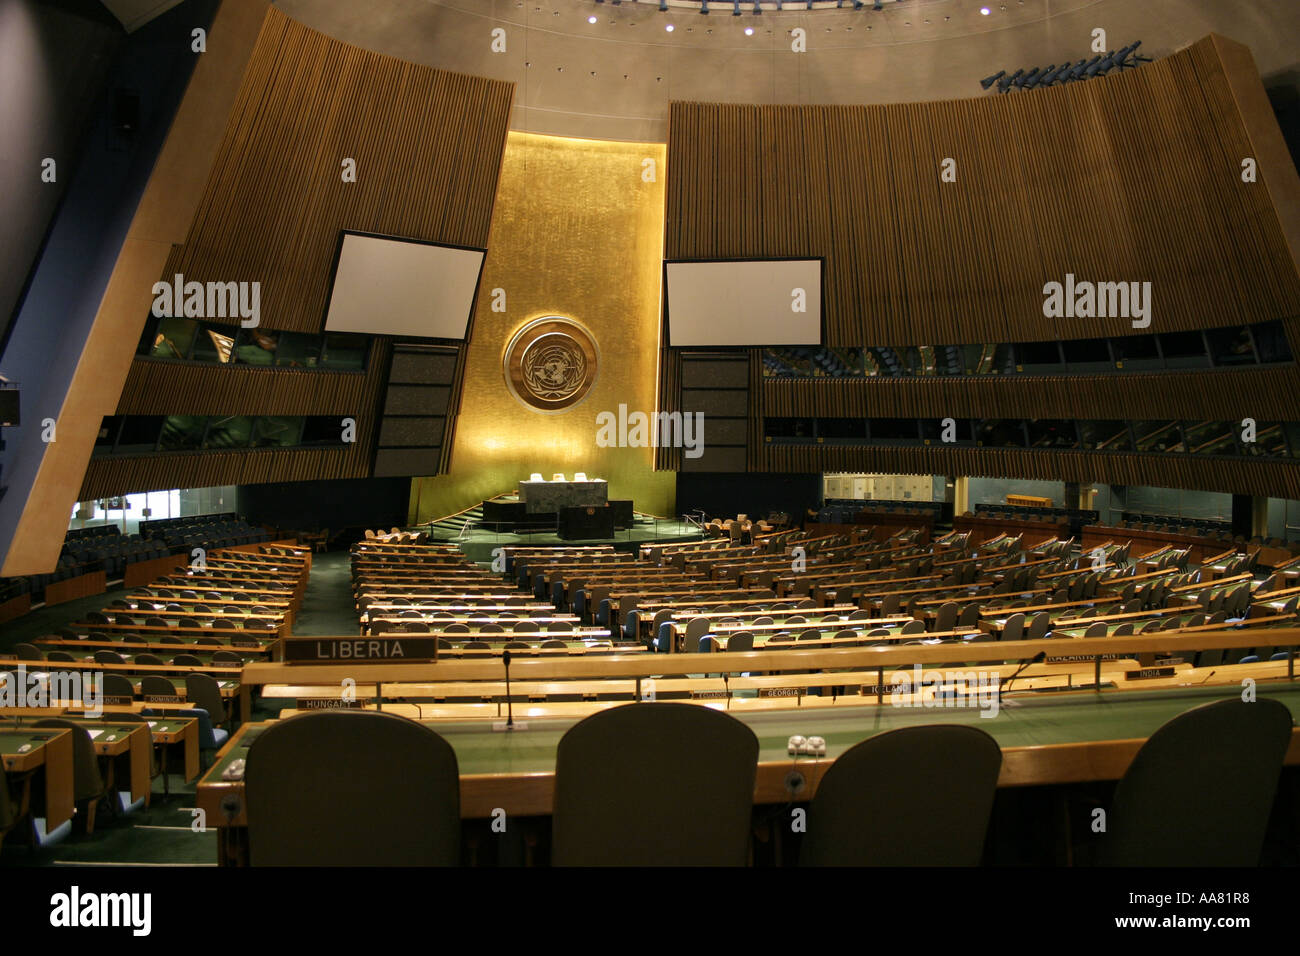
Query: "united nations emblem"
504 317 599 412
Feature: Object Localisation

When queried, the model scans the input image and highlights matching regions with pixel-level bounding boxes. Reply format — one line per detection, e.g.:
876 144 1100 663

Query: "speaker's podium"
559 505 615 540
518 474 607 513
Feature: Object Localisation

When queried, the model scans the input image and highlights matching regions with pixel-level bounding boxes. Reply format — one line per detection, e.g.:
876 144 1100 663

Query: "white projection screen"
665 258 822 347
324 232 485 339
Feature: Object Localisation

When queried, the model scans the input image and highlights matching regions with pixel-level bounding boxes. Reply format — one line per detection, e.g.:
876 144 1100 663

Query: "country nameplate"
283 636 440 662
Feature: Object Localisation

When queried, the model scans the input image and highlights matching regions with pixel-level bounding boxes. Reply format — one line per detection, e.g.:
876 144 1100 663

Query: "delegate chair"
726 631 754 652
102 673 137 699
141 675 179 699
185 672 230 735
552 703 758 865
245 710 460 865
802 725 1003 866
1097 697 1293 867
33 719 109 834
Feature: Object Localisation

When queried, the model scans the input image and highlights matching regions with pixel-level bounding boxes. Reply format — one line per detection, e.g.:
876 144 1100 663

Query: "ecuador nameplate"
284 637 439 662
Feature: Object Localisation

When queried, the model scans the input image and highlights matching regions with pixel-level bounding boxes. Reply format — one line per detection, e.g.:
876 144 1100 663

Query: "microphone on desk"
1001 651 1047 696
503 649 514 729
722 670 730 707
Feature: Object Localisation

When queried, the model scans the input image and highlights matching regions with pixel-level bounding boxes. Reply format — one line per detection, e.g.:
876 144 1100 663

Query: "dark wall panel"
237 477 410 532
676 472 820 523
0 0 122 357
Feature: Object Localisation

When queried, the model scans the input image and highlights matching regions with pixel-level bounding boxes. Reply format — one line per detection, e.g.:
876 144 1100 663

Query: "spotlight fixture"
980 6 990 14
665 23 674 31
1017 66 1042 89
588 15 597 23
745 26 754 34
980 42 1144 94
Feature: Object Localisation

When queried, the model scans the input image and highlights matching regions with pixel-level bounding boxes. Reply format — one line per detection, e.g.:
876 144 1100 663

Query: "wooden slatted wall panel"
117 360 377 416
437 344 468 475
164 8 513 333
764 365 1300 420
748 348 769 472
764 445 1300 500
81 447 365 500
86 8 515 497
655 349 683 470
665 37 1300 348
84 341 392 498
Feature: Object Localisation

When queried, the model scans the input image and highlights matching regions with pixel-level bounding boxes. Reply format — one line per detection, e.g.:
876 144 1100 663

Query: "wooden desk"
0 727 74 830
197 679 1300 865
1005 495 1053 508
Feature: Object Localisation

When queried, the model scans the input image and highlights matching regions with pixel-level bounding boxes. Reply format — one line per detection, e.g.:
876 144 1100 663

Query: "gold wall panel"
410 132 674 523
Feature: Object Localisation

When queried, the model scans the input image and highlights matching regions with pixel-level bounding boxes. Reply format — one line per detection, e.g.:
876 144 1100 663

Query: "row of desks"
1 716 201 832
196 680 1300 858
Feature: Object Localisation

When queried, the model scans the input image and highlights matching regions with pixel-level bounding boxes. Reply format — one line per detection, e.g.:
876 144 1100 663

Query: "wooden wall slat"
763 444 1300 500
85 9 514 497
162 10 512 334
664 37 1300 348
85 340 392 498
763 365 1300 420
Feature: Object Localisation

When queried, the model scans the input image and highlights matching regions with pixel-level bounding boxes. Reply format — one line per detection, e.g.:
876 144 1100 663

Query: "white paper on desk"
147 721 159 729
85 729 105 739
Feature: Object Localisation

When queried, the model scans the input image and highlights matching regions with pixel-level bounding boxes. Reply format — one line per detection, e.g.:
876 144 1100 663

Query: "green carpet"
291 551 359 636
1 777 216 866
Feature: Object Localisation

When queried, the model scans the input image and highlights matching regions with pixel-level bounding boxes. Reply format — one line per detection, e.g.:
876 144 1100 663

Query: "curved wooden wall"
84 8 513 497
665 36 1300 347
662 34 1300 497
